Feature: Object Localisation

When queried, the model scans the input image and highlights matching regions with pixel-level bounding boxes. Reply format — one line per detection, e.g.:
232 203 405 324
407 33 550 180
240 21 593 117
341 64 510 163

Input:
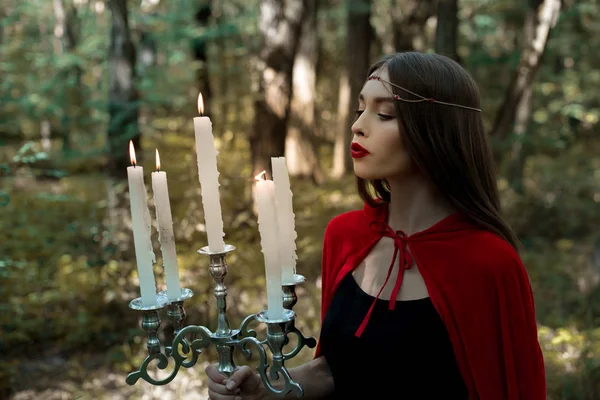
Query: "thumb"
224 365 255 391
205 362 227 384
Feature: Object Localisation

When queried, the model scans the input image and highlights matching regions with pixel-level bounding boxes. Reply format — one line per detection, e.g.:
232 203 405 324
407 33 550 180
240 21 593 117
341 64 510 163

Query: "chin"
353 162 415 181
352 163 383 181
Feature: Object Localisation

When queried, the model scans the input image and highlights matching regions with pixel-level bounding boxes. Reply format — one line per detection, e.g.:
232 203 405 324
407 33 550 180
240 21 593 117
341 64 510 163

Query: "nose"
351 113 366 137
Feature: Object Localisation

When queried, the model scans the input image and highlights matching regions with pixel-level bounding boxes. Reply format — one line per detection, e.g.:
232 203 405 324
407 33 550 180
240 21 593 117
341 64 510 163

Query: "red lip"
351 142 369 158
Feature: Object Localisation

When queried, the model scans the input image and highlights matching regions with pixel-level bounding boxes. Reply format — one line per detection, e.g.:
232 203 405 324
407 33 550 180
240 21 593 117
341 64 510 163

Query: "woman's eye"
354 110 394 121
378 114 394 121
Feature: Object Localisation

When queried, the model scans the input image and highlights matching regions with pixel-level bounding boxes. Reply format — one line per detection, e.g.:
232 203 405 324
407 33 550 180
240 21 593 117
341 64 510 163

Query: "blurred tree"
52 0 81 155
194 2 212 110
107 0 139 176
507 0 539 192
137 14 157 76
250 0 307 178
392 0 435 52
286 0 325 184
490 0 562 163
2 1 600 397
38 8 53 153
0 6 3 46
435 0 459 62
332 0 373 178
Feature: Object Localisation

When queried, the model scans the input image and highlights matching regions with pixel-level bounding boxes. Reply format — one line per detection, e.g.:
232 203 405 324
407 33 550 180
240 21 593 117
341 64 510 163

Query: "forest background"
1 0 599 399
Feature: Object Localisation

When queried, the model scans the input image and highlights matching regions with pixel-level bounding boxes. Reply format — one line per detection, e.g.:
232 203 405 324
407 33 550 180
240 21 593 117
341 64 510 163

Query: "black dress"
319 273 468 399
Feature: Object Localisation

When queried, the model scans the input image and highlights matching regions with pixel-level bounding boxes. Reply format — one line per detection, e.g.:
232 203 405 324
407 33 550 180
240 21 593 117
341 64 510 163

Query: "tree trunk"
107 0 139 177
332 72 351 178
331 0 372 178
490 0 562 163
392 0 435 52
435 0 459 62
194 4 212 114
507 6 537 192
138 15 157 75
250 0 307 179
286 0 324 184
53 0 80 155
38 18 52 152
213 0 229 135
0 5 4 47
40 120 51 152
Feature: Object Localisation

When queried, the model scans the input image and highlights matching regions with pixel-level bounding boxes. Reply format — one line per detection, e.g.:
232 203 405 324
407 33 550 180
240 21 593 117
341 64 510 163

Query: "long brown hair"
356 52 520 251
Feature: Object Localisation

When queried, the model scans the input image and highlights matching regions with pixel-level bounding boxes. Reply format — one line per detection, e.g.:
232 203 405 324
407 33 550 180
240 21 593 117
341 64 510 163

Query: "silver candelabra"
126 244 317 398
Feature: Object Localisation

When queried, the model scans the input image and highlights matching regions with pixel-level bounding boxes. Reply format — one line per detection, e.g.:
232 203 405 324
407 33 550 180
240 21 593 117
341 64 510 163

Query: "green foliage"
1 0 600 398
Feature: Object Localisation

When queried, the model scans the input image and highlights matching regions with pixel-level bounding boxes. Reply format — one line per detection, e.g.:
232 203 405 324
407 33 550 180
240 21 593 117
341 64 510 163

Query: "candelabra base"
126 244 316 398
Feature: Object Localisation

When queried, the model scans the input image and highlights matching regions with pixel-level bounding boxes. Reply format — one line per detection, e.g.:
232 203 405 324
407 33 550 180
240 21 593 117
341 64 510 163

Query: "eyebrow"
358 93 395 104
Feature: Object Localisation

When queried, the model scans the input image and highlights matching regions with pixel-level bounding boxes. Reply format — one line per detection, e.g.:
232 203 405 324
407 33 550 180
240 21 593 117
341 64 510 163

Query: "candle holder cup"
126 244 316 398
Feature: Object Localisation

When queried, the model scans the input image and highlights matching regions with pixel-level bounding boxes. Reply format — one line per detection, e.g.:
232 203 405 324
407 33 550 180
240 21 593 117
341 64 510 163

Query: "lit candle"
151 149 182 300
271 157 297 284
193 93 225 253
127 141 157 306
255 171 284 320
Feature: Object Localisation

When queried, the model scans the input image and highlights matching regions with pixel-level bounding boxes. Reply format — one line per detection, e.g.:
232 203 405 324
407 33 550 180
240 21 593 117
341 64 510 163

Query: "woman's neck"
386 175 457 236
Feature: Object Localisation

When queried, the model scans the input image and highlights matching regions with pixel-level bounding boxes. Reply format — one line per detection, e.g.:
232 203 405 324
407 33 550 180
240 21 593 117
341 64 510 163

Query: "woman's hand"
205 363 264 400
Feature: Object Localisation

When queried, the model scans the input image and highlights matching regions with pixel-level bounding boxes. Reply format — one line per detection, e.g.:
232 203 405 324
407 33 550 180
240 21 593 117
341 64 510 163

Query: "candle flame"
254 171 267 181
155 149 161 171
129 140 137 166
198 93 204 115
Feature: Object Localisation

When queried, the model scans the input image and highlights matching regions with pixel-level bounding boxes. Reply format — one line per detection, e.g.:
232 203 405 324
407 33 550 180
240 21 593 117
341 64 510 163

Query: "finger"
224 365 253 391
208 379 240 396
207 389 237 400
205 363 227 384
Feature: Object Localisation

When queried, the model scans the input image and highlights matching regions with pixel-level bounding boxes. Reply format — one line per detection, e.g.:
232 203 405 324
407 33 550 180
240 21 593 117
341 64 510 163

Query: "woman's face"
351 67 415 181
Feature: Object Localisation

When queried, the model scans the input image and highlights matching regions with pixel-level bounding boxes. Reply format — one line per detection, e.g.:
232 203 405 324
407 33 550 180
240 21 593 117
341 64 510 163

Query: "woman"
205 52 546 399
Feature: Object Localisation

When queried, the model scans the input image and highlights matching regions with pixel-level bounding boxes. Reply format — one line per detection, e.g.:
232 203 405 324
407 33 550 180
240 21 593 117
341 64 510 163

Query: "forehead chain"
367 75 482 112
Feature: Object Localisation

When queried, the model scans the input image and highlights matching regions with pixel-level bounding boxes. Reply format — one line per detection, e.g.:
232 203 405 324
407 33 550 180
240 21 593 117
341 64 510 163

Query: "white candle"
151 149 182 300
127 141 157 306
255 172 284 320
193 93 225 253
271 157 297 284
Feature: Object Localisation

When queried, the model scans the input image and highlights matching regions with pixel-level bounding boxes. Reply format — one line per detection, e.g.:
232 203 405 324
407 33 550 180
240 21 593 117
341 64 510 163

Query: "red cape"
315 201 546 399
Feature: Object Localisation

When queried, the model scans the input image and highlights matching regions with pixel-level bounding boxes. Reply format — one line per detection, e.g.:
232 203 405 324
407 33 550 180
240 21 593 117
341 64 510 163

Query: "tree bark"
138 15 157 75
212 0 229 135
332 71 351 178
286 0 324 184
38 17 52 152
331 0 372 178
250 0 307 179
40 120 51 152
53 0 76 52
194 4 212 113
490 0 562 163
435 0 459 62
507 5 537 192
53 0 80 155
392 0 435 52
0 6 3 47
107 0 139 177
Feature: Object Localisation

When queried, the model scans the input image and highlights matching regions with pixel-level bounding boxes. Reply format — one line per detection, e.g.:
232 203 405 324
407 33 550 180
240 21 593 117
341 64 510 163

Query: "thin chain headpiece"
367 75 482 112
